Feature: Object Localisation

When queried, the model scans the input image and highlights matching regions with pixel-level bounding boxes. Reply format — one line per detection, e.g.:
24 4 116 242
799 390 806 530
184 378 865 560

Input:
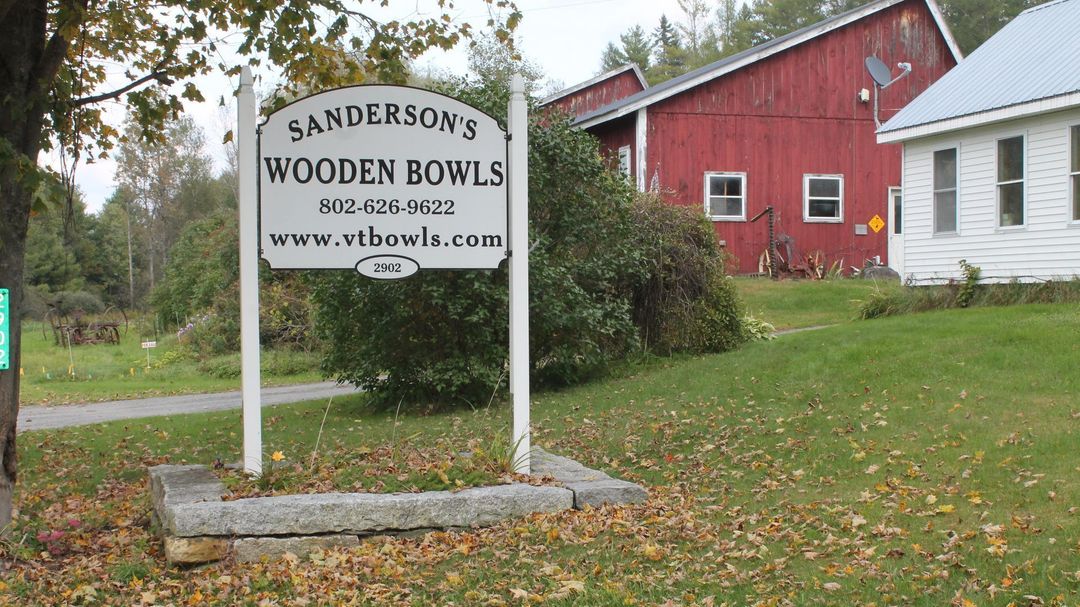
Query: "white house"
877 0 1080 283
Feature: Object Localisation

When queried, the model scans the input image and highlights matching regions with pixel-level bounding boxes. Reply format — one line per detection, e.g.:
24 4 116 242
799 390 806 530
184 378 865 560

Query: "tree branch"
73 70 172 107
28 0 90 101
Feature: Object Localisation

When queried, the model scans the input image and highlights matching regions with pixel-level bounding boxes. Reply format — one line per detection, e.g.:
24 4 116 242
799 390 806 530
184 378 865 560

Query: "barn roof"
574 0 961 130
539 64 647 107
879 0 1080 142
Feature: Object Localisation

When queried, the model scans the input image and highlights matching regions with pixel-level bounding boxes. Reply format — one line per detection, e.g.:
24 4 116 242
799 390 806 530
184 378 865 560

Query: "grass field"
18 321 321 405
734 276 895 330
4 302 1079 606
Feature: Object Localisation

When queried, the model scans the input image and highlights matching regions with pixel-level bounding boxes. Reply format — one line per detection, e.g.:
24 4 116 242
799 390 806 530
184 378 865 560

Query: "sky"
71 0 693 212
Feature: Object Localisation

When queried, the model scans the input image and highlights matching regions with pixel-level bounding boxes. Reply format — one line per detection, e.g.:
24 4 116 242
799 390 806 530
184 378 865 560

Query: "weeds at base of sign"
216 435 554 500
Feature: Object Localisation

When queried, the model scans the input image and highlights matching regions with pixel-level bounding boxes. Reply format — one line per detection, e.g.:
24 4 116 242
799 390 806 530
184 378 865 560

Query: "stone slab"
532 447 648 508
565 479 649 509
163 484 574 537
232 535 361 563
163 536 229 565
532 448 612 483
149 464 226 518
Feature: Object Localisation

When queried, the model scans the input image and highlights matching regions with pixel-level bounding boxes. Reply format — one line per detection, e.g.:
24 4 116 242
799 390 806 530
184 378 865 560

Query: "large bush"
630 194 746 354
310 81 645 406
311 80 747 408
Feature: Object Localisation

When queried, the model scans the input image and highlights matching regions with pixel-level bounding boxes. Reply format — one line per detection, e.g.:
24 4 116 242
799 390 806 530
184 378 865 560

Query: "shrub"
742 315 776 341
629 194 747 354
311 80 748 408
311 85 644 406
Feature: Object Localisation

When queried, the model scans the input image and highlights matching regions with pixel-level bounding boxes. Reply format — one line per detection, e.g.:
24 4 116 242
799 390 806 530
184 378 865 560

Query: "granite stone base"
149 449 646 565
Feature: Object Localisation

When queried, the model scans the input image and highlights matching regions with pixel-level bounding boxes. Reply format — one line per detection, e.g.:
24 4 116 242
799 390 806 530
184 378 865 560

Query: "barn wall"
545 71 645 120
634 0 956 273
590 114 637 177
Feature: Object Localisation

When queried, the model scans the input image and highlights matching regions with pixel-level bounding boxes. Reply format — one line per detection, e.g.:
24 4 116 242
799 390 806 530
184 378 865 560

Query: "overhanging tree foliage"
0 0 520 531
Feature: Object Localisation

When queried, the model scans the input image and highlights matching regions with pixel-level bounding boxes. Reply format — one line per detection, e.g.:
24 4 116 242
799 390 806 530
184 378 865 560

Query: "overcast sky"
71 0 697 212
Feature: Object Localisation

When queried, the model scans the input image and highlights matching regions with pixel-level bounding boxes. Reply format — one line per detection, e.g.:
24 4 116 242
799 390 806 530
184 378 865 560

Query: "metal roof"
574 0 961 129
880 0 1080 139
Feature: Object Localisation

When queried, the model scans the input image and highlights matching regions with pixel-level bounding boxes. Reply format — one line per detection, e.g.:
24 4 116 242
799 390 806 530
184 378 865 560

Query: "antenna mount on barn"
864 56 912 128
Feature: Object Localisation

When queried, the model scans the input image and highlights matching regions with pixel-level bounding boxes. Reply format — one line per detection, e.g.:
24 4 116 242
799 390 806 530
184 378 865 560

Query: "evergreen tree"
649 15 687 82
600 24 654 73
938 0 1047 54
600 41 627 72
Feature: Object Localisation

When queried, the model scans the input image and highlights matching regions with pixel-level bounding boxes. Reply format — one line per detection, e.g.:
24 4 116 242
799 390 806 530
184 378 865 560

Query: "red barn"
553 0 961 274
541 64 647 121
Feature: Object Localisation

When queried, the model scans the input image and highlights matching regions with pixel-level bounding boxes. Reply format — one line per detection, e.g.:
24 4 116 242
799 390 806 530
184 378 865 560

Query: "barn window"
933 148 958 234
1070 125 1080 222
704 172 746 221
997 135 1025 227
617 146 631 180
803 175 843 222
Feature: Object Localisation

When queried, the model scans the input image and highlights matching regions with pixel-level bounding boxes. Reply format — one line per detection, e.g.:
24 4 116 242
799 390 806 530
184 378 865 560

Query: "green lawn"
5 303 1079 606
735 276 896 330
18 321 321 405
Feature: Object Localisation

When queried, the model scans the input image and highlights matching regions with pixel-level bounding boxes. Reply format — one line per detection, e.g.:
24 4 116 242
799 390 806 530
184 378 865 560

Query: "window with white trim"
803 174 843 222
1070 125 1080 222
704 172 746 221
933 148 958 234
617 146 631 180
997 135 1025 227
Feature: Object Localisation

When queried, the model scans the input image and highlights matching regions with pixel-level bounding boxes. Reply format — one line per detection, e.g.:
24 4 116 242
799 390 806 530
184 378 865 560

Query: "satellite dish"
865 56 893 87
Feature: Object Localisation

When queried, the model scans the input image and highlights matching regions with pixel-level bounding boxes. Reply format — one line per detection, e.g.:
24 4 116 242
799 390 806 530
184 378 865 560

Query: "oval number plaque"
355 255 420 280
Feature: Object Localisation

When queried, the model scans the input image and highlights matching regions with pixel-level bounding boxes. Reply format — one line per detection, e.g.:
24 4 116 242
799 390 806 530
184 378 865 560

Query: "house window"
997 135 1025 227
933 148 958 234
704 172 746 221
803 174 843 222
1071 125 1080 222
617 146 631 180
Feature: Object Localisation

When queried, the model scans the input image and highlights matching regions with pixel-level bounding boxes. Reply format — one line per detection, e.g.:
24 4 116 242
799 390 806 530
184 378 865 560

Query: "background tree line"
24 114 235 320
601 0 1049 85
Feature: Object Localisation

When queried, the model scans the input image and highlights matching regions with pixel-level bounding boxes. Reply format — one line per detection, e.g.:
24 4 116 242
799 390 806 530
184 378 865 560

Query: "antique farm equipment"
45 305 128 346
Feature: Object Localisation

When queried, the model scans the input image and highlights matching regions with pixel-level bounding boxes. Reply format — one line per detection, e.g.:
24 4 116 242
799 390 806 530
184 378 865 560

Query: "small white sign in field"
141 341 157 349
258 86 508 278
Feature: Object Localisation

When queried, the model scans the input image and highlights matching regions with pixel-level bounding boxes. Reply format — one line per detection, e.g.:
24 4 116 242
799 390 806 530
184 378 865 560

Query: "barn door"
887 187 904 273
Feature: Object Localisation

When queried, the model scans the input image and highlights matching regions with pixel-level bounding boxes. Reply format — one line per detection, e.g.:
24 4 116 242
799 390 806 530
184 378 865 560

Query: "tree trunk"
0 1 65 531
125 198 135 310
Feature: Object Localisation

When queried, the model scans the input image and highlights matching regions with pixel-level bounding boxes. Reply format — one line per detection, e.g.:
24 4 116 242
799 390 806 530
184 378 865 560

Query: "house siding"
902 107 1080 282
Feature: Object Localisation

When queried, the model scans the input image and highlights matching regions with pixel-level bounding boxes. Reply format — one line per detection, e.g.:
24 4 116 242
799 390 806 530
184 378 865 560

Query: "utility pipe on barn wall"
238 66 263 477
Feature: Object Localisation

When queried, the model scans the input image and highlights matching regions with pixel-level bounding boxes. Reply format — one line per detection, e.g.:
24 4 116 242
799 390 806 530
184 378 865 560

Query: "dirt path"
17 382 361 432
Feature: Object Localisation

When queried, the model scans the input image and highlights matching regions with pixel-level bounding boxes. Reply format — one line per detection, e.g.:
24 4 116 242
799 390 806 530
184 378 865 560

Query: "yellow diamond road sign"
869 214 885 233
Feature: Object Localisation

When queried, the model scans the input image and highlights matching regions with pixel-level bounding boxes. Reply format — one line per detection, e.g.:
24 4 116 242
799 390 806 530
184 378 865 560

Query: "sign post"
0 288 9 371
238 67 262 477
141 340 157 369
508 75 530 473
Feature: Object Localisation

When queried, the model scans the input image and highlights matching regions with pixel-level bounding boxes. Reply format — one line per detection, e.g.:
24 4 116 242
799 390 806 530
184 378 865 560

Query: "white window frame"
704 172 747 222
995 133 1026 229
932 145 959 235
617 145 631 180
1070 124 1080 224
803 174 843 223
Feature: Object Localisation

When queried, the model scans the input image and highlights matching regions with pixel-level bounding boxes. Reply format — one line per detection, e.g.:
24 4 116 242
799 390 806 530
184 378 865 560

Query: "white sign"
258 85 508 277
141 341 157 349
